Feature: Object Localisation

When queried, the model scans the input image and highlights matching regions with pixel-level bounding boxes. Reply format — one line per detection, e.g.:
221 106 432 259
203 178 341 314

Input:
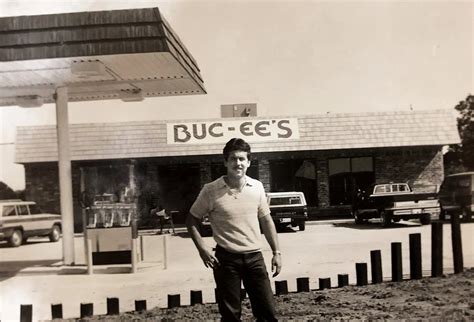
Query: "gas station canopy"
0 7 206 106
0 7 206 265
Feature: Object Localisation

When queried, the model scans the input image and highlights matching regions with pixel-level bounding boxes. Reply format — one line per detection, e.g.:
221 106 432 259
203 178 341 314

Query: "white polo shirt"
190 175 271 254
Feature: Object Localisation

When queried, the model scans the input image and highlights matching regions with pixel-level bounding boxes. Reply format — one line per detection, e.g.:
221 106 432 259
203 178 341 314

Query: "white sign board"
167 118 299 144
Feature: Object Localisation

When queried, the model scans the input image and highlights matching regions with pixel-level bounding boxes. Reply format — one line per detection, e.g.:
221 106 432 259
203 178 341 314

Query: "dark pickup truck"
267 192 308 231
352 183 439 227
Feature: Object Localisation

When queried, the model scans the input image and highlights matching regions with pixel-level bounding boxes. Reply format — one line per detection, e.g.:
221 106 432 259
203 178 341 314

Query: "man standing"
186 138 281 321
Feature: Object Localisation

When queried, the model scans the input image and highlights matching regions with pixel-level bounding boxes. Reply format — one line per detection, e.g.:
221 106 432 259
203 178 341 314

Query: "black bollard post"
370 250 383 284
356 263 368 286
451 212 464 274
431 221 443 277
190 290 203 305
135 300 147 312
20 304 32 322
80 303 94 318
337 274 349 287
409 233 422 279
319 278 331 290
168 294 181 308
241 288 247 300
296 277 310 292
391 242 403 282
51 304 63 319
275 280 289 295
107 297 119 315
214 288 219 303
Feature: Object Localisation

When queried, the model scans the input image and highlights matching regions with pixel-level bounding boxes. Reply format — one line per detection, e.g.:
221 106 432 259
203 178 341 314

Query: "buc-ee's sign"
167 118 299 144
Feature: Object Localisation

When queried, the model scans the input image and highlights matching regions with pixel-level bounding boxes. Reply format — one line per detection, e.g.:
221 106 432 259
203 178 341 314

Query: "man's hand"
272 253 282 277
186 214 219 269
199 246 220 269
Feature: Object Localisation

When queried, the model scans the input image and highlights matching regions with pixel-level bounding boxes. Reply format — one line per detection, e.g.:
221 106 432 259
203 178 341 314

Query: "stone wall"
374 147 443 191
24 163 60 214
22 145 445 228
199 161 212 188
316 159 330 207
258 159 271 191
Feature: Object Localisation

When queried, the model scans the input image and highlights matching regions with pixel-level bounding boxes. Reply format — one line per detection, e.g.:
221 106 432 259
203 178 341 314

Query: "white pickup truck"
267 192 308 231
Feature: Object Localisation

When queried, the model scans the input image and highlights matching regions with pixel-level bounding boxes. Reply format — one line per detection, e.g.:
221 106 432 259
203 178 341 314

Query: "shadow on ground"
0 259 62 282
332 221 425 230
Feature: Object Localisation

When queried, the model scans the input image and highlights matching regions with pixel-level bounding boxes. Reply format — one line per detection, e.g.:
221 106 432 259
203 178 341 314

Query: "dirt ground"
72 268 474 321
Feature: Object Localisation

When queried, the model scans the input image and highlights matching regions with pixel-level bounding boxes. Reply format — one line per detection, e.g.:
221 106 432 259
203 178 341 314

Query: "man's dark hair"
223 138 251 160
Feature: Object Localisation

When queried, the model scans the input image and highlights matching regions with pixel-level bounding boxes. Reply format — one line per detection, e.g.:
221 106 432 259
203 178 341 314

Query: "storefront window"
329 157 374 205
157 164 201 222
269 159 318 206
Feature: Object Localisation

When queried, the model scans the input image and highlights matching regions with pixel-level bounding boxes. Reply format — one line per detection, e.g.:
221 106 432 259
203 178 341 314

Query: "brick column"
200 162 212 187
147 162 159 190
316 158 329 207
129 160 137 191
258 159 271 192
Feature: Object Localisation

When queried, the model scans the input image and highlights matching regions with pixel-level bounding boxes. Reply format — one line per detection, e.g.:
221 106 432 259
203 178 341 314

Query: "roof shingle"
14 109 460 163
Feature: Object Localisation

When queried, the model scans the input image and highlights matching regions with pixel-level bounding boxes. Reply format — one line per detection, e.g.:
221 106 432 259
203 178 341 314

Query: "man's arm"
259 214 282 277
185 214 219 269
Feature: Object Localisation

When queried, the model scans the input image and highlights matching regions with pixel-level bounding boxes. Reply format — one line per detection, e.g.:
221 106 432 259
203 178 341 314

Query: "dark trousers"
214 246 277 321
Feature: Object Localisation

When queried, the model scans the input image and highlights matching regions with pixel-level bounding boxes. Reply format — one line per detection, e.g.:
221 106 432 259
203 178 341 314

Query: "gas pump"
84 193 138 269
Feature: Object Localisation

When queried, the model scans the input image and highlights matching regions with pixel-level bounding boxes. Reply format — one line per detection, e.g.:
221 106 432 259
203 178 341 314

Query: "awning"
0 7 206 106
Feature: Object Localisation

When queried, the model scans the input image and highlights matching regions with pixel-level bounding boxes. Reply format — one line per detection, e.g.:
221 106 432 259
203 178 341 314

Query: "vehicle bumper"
272 216 307 224
200 222 212 232
390 206 439 215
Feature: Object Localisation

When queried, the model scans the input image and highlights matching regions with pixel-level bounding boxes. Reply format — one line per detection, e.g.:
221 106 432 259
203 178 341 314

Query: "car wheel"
380 211 391 228
49 225 61 242
439 209 446 221
420 214 431 225
461 208 472 222
299 221 306 231
8 230 23 247
354 210 365 224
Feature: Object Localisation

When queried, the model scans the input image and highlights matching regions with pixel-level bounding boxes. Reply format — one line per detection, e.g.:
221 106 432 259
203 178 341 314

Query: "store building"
15 108 459 230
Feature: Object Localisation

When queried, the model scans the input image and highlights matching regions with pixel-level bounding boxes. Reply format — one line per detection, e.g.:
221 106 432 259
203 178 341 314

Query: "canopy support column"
56 86 75 265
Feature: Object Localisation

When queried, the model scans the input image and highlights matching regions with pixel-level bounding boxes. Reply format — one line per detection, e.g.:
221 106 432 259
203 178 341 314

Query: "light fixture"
120 89 144 102
16 95 44 108
71 60 106 78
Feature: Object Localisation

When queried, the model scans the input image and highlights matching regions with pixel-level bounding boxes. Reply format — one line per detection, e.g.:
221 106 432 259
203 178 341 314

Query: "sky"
0 0 473 190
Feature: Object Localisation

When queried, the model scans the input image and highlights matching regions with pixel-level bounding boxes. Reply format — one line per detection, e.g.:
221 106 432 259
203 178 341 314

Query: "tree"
447 94 474 172
0 181 18 200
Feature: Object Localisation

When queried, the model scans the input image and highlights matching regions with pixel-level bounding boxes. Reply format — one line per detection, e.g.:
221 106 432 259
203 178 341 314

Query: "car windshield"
374 185 391 193
2 205 16 216
29 204 42 215
270 196 302 206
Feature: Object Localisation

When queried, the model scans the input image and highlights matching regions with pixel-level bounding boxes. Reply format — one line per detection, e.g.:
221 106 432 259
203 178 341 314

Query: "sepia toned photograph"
0 0 473 320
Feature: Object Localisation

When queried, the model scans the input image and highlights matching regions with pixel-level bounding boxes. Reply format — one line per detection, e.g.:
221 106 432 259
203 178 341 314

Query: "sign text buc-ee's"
167 118 299 144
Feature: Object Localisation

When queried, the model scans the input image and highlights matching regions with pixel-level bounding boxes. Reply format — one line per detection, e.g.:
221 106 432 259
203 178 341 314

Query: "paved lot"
1 220 473 321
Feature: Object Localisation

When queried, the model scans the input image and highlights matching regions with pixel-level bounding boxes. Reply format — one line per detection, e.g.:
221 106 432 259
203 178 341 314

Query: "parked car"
199 215 212 237
352 183 439 227
0 200 62 247
267 191 308 231
438 172 474 222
